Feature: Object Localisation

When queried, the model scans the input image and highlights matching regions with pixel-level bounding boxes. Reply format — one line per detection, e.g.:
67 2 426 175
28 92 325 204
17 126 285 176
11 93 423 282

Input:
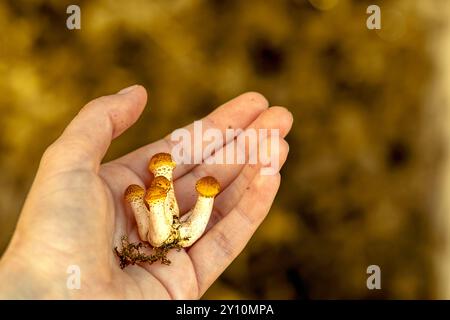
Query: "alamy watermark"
169 121 280 176
66 264 81 290
66 4 380 31
366 5 381 30
66 5 81 30
366 265 381 290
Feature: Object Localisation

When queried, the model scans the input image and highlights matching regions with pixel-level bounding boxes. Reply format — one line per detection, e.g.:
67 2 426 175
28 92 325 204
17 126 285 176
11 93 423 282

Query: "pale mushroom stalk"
124 185 150 242
148 153 179 221
145 177 173 247
179 176 220 247
179 210 192 223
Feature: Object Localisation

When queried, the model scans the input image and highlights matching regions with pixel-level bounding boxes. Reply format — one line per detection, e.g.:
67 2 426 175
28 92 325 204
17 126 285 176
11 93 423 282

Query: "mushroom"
123 154 220 256
148 153 179 223
178 176 221 247
124 184 149 242
144 176 173 247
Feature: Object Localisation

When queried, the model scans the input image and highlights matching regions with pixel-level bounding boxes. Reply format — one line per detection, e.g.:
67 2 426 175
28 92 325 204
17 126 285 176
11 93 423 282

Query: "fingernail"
118 85 138 94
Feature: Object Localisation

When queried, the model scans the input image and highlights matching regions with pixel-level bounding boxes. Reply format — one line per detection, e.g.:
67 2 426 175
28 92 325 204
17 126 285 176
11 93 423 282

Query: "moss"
115 217 189 269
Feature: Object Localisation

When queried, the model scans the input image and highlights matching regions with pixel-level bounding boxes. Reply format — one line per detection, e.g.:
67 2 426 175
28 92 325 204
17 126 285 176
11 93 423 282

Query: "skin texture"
0 85 293 299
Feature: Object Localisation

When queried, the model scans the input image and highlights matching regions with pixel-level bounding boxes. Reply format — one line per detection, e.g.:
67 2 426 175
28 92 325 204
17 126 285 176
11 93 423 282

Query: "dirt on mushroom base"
114 235 183 269
114 219 190 269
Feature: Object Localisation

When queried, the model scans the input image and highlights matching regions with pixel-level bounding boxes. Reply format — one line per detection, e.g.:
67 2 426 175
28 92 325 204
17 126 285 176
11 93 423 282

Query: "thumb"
42 85 148 172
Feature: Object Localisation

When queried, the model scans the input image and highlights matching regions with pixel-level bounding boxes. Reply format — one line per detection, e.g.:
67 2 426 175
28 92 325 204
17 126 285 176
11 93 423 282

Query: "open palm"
0 86 292 299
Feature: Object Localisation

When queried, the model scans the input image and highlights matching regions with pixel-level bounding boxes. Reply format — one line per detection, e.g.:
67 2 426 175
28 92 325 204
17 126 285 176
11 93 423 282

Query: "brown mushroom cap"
148 152 176 173
151 176 171 190
124 184 145 201
145 176 171 203
195 176 221 197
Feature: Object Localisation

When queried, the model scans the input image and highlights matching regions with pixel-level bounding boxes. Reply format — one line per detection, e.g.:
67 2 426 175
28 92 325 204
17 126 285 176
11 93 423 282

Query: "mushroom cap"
145 177 171 203
151 176 171 190
124 184 145 201
148 152 176 173
195 176 221 197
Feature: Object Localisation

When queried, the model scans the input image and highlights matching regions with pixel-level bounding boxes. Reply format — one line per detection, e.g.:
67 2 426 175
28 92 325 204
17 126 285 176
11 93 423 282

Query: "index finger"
188 172 282 296
112 92 269 184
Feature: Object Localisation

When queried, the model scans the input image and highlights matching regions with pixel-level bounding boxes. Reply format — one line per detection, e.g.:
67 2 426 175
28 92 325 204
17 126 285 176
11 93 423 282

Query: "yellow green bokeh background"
0 0 446 298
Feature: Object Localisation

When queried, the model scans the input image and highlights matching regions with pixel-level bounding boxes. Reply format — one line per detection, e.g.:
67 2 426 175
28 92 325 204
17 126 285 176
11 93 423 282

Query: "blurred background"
1 0 450 299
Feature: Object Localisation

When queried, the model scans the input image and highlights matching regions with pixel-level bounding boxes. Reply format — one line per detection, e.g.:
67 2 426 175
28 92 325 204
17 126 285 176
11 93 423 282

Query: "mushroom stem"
179 176 220 247
164 186 178 221
145 177 173 247
148 153 179 219
179 210 192 223
124 185 150 242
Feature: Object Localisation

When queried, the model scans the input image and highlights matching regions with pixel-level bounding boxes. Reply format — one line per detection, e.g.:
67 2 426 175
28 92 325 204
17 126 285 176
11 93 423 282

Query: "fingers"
174 107 293 213
206 138 289 231
188 172 282 296
42 85 148 172
112 92 269 184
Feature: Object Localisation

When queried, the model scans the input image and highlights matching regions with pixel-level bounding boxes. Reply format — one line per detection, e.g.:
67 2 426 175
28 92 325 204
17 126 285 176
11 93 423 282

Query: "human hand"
0 85 293 299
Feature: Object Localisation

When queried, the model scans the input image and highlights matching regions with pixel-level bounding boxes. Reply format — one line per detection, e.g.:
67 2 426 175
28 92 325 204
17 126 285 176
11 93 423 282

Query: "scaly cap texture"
124 184 145 202
148 152 176 173
145 176 171 203
195 176 220 197
151 176 171 190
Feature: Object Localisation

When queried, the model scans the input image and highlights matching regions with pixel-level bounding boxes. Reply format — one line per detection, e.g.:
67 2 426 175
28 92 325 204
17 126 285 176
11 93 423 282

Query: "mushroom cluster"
124 153 220 248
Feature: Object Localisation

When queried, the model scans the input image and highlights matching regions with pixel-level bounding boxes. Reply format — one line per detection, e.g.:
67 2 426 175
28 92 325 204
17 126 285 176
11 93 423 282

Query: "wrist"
0 245 56 299
0 253 26 299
